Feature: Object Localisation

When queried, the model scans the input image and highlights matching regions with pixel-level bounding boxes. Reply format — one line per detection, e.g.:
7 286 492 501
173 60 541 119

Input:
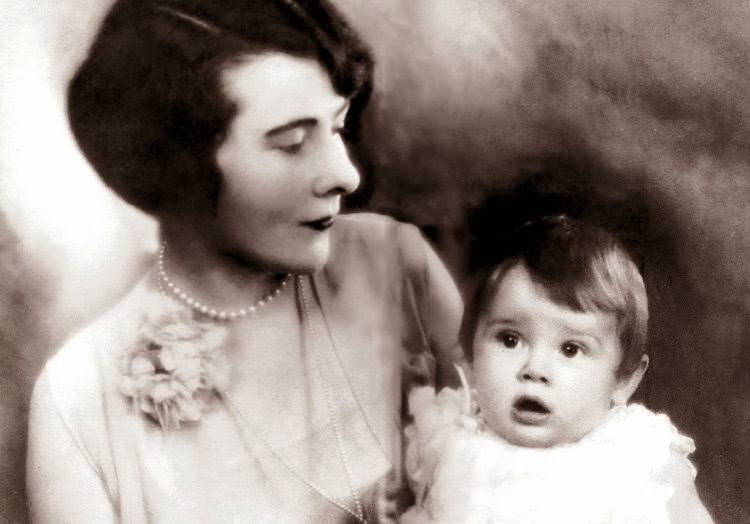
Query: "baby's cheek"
566 403 608 442
474 381 506 432
475 351 510 392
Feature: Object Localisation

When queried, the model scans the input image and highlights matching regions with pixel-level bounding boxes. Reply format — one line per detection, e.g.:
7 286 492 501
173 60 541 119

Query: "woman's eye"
269 129 306 154
277 142 303 154
495 331 519 349
561 342 584 358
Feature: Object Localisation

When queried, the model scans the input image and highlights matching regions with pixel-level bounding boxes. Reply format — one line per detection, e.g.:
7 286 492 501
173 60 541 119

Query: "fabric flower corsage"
118 303 230 431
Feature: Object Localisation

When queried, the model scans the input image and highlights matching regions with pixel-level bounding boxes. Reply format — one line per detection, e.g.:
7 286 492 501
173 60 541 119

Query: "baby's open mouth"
513 396 551 423
513 397 549 413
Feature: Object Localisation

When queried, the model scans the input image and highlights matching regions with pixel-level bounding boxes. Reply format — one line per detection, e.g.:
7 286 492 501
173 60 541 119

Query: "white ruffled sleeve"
403 383 482 523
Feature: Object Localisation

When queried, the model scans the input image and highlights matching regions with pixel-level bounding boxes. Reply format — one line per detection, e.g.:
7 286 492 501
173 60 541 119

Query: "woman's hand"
362 468 413 523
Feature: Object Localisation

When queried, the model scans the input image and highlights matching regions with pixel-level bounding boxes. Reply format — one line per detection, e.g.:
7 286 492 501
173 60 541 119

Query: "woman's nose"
518 347 550 384
312 134 360 197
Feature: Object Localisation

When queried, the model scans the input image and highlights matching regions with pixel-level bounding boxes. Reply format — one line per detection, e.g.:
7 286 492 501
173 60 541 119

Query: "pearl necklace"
221 275 366 523
157 243 291 320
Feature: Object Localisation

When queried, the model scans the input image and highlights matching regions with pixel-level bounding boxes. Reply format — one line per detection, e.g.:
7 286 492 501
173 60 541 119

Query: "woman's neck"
158 221 287 311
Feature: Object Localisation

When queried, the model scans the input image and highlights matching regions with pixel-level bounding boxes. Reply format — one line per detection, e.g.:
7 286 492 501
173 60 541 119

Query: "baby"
403 215 713 523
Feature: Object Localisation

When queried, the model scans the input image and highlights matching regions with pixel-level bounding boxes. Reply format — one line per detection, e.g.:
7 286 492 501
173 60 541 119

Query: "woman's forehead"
219 53 347 128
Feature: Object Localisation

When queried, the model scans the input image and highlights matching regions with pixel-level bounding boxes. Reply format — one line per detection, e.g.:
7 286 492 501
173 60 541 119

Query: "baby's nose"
518 348 551 384
520 368 549 384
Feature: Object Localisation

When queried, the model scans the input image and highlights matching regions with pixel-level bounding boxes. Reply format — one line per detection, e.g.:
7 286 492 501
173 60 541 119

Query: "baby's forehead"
482 264 619 335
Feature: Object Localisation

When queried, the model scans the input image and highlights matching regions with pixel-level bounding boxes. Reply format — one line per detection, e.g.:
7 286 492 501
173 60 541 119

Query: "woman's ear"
612 354 649 406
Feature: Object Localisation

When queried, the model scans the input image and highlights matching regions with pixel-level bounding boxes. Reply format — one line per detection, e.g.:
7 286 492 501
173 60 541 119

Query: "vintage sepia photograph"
1 1 748 522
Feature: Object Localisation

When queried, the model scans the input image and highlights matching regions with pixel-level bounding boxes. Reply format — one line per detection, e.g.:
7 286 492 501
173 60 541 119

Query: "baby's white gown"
403 386 698 524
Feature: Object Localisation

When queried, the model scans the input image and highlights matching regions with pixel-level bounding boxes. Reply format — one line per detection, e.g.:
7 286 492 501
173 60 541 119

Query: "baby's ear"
612 355 649 406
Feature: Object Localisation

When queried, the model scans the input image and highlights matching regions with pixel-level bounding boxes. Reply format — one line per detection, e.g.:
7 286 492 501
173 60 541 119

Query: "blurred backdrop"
1 1 748 522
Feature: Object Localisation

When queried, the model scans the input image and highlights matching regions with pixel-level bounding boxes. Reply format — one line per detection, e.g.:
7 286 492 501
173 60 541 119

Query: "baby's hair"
460 215 648 378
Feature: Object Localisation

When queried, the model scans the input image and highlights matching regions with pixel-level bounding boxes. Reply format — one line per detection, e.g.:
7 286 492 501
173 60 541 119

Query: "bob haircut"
460 215 649 379
68 0 373 215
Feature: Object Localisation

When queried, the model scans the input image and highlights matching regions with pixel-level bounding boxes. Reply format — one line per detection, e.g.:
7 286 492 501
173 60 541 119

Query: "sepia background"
1 1 748 522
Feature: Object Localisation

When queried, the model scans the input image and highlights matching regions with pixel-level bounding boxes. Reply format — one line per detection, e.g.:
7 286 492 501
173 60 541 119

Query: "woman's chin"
272 244 331 275
298 238 332 272
223 236 331 275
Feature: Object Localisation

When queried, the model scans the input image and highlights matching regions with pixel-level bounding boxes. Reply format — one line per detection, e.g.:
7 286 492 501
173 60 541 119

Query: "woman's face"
213 53 360 273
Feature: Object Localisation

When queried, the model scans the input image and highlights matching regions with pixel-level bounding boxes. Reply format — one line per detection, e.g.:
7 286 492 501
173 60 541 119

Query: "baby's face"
473 264 633 448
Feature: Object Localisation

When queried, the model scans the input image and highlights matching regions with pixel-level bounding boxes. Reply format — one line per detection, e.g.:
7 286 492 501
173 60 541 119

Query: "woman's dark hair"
68 0 373 215
460 215 649 378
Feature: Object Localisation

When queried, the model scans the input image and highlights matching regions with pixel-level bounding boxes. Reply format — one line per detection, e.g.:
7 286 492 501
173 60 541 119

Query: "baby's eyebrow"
562 328 602 346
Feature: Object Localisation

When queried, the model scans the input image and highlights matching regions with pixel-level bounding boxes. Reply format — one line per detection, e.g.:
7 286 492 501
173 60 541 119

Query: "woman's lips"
301 216 334 231
511 396 551 425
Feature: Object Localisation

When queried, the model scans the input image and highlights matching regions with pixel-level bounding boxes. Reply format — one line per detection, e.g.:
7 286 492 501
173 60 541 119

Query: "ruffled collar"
405 382 696 524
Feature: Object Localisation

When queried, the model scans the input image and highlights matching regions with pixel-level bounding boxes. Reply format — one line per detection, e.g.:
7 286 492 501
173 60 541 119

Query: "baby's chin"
489 419 591 449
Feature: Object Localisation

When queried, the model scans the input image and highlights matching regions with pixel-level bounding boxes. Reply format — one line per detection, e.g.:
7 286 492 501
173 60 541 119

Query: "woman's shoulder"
326 212 431 283
333 212 423 254
335 211 407 232
40 273 156 413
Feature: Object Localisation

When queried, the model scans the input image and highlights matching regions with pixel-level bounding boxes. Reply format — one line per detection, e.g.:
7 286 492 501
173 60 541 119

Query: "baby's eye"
560 342 584 358
495 331 519 349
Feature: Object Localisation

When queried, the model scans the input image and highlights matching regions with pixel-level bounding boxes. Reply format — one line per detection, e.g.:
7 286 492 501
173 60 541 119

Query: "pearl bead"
157 243 291 322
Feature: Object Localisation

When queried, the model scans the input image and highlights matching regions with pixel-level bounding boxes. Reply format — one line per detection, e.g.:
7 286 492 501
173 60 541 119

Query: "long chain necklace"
317 307 395 467
157 243 291 320
221 275 366 523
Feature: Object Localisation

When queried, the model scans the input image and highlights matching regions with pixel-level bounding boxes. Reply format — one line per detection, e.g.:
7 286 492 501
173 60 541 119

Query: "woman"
26 0 463 522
